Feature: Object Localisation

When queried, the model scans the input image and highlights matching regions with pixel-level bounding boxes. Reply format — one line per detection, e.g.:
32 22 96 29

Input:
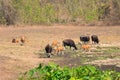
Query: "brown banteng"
51 40 59 47
81 44 91 51
55 45 64 56
20 36 26 43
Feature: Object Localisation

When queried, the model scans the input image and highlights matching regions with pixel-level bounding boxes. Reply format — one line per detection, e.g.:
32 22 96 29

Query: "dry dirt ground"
0 25 120 80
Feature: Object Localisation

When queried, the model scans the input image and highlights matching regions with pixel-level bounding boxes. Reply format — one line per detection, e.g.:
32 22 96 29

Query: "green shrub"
0 0 16 25
19 63 120 80
1 0 120 25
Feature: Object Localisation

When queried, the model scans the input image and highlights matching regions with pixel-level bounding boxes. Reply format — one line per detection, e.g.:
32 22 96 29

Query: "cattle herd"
12 36 28 46
45 35 99 58
11 35 99 58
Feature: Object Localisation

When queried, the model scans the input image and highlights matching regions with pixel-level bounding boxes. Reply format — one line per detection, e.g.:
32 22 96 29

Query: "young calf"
55 45 64 56
51 40 59 47
20 36 26 43
81 44 91 52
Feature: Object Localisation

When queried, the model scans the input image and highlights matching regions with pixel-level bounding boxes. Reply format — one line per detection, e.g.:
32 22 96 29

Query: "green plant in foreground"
19 63 120 80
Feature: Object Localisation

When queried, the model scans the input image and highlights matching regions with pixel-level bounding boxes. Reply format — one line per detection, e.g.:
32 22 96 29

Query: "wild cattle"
51 40 58 50
45 44 53 58
20 36 26 43
91 35 99 44
55 45 64 56
63 39 77 50
81 44 91 51
80 35 90 43
12 38 17 43
12 38 19 43
51 40 59 47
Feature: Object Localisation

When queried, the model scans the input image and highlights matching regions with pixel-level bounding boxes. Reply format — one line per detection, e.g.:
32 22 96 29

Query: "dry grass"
0 25 120 80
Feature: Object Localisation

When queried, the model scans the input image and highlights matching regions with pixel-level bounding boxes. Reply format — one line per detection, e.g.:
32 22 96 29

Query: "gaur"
63 39 77 50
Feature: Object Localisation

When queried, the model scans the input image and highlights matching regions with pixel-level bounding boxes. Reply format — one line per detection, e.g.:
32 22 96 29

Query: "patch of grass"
102 46 120 54
38 46 120 64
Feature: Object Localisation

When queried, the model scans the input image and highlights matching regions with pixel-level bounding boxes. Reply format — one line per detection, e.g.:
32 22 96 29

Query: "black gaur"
45 44 53 58
80 35 90 43
91 35 99 44
63 39 77 50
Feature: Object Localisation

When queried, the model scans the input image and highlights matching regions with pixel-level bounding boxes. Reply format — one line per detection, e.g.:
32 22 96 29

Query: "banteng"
91 35 99 44
63 39 77 50
80 35 90 43
45 44 53 58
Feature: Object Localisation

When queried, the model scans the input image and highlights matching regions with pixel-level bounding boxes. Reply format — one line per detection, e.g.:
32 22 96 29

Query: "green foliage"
0 15 6 24
19 63 120 80
0 0 16 25
12 0 57 25
0 0 120 25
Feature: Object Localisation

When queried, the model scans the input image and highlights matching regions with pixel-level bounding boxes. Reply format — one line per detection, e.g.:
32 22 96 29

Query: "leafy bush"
0 0 16 25
19 63 120 80
0 0 120 25
12 0 57 25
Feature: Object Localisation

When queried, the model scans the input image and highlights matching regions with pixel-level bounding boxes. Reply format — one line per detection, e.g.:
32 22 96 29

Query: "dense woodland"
0 0 120 26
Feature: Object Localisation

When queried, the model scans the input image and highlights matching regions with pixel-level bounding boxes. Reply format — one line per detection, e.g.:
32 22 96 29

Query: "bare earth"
0 25 120 80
